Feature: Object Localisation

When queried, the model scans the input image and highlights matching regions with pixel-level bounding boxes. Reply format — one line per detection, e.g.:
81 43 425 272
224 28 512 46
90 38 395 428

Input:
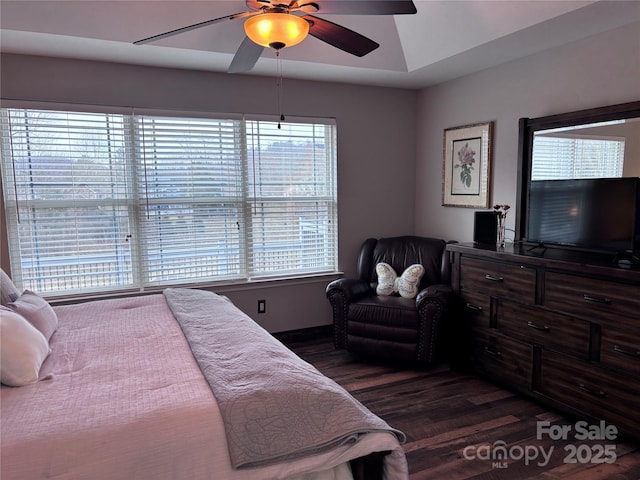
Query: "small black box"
474 211 497 245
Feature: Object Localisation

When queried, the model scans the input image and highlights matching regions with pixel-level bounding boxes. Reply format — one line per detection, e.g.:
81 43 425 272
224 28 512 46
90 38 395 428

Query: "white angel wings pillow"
375 262 425 299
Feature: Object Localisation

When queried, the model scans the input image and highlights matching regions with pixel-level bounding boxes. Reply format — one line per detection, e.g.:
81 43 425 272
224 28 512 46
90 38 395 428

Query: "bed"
0 284 408 480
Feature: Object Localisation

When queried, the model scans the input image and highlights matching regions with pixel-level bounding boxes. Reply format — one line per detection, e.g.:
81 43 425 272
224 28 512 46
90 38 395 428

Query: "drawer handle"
583 294 612 305
485 274 504 282
578 383 607 398
483 346 502 358
613 345 640 358
465 303 483 312
527 321 550 332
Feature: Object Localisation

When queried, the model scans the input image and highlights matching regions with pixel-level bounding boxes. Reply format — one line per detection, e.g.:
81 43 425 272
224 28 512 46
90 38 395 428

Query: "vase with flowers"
493 204 510 247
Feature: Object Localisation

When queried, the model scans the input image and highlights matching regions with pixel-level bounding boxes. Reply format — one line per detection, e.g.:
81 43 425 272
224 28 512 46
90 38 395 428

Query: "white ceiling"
1 0 639 89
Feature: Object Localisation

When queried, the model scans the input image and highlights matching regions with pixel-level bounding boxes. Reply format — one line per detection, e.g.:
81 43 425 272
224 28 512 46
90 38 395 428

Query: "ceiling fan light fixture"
244 13 309 50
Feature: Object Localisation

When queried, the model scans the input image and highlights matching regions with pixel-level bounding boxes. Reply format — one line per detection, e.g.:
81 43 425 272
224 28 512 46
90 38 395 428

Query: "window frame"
1 103 338 298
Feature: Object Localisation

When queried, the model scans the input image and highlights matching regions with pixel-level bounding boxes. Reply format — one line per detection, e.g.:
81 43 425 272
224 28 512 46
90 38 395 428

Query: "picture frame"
442 121 493 208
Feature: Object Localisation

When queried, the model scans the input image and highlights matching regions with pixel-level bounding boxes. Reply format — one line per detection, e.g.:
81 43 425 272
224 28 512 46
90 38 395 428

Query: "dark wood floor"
284 335 640 480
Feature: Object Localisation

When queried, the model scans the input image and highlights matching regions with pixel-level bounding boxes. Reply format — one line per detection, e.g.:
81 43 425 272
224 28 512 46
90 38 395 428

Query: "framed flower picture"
442 121 493 208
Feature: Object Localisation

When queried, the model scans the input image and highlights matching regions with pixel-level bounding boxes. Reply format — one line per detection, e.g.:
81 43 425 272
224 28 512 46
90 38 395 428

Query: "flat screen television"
527 177 640 255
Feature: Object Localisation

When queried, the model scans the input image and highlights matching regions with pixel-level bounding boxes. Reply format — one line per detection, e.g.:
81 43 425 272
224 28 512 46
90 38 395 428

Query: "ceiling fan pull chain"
276 50 285 129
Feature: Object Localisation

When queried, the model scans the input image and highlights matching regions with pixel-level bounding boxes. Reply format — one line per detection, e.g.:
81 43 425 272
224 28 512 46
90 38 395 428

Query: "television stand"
446 242 640 440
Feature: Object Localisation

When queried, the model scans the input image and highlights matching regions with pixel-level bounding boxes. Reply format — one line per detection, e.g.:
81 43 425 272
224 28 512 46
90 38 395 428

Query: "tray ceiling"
1 1 639 88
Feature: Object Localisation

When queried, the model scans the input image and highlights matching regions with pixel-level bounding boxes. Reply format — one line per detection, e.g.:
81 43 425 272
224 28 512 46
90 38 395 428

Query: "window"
1 107 337 296
532 124 625 180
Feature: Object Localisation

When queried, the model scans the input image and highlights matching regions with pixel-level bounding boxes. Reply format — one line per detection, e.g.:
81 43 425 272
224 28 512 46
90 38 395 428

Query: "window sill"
47 272 344 306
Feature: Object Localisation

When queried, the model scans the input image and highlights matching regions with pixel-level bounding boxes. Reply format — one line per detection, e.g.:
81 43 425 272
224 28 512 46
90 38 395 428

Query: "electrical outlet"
258 299 266 314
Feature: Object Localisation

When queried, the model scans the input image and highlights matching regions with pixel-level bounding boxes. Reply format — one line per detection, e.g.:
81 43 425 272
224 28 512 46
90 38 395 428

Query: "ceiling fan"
134 0 417 73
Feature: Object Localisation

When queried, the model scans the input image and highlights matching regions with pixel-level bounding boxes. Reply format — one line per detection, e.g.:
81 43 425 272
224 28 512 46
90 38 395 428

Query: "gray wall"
2 20 639 331
0 53 417 331
415 21 640 244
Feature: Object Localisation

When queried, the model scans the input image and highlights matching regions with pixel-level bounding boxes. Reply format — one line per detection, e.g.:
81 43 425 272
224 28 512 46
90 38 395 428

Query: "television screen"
527 177 640 253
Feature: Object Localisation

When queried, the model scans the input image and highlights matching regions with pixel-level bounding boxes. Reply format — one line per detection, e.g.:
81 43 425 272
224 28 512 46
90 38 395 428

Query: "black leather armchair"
326 236 453 364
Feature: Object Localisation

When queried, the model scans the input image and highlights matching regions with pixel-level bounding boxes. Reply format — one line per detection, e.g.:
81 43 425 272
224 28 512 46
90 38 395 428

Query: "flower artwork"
450 137 482 196
455 142 476 188
442 122 493 208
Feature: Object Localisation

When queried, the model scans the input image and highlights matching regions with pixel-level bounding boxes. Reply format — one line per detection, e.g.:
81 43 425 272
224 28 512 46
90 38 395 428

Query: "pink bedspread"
1 294 408 480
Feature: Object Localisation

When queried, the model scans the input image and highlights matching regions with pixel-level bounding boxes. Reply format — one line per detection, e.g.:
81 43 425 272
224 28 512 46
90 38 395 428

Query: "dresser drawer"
496 301 590 359
461 290 491 329
541 350 640 436
460 257 536 303
471 331 533 390
543 272 640 325
600 325 640 378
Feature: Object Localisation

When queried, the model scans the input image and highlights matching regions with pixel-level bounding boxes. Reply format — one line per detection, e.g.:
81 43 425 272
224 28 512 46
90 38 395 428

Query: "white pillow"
376 263 425 299
9 290 59 341
376 263 397 296
0 306 51 387
0 268 20 306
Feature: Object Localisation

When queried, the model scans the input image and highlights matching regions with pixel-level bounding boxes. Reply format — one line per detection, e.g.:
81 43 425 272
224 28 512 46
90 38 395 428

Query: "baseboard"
273 324 332 344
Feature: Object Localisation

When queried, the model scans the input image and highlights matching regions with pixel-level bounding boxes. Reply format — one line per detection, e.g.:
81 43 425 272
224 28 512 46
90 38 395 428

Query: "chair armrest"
326 278 371 302
415 283 453 363
326 278 371 350
415 283 453 309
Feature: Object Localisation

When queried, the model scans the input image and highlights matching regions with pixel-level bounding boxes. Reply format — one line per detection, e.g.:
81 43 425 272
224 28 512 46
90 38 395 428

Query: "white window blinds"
1 107 337 296
245 120 337 278
531 133 625 180
135 115 245 285
1 109 133 293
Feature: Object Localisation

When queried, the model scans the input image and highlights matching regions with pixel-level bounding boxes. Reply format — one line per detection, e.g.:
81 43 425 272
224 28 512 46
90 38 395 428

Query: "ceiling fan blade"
303 15 379 57
246 0 271 11
302 1 416 15
228 36 265 73
133 11 255 45
245 0 416 15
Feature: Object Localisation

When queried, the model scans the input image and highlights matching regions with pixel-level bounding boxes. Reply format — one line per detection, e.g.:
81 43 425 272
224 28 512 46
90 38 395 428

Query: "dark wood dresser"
447 242 640 439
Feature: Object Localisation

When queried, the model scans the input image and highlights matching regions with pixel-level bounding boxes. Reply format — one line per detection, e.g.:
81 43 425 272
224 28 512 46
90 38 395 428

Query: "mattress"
0 293 408 479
